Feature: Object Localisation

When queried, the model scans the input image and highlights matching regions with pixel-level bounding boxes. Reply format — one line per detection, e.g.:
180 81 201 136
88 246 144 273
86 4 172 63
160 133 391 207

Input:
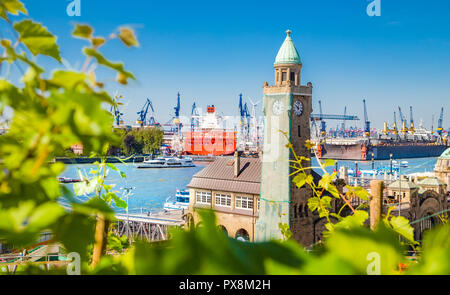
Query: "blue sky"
4 0 450 130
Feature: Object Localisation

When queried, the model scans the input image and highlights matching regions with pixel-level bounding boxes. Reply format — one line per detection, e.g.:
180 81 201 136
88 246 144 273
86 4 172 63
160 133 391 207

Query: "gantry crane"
341 106 347 134
191 102 199 131
437 107 444 136
392 111 398 134
111 104 124 126
319 100 326 137
173 92 182 132
409 106 415 133
398 106 408 134
136 98 156 127
363 99 370 137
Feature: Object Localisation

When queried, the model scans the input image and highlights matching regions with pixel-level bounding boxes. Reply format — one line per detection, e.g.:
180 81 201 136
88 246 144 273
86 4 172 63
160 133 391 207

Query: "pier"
114 210 185 242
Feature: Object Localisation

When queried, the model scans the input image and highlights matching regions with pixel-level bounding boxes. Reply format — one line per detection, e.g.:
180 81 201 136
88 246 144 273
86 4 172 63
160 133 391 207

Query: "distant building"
417 176 447 195
186 152 261 241
434 148 450 192
71 143 83 155
387 176 419 205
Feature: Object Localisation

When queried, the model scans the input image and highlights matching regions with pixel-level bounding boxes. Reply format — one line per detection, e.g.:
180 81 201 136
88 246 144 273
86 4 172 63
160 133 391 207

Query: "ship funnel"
234 151 240 177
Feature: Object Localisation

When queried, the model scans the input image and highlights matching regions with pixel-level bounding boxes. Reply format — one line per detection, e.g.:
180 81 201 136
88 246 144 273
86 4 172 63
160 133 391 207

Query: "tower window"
290 72 295 82
281 72 287 81
298 125 301 137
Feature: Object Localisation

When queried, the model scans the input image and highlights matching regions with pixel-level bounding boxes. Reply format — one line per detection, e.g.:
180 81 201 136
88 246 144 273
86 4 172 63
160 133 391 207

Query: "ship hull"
184 130 236 156
320 142 447 160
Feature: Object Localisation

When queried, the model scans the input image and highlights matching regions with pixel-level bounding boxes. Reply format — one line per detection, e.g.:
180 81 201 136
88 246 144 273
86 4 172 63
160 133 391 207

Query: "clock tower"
255 30 313 244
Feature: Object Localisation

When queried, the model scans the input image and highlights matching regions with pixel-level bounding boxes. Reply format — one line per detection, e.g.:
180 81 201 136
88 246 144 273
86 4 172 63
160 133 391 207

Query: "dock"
114 210 185 242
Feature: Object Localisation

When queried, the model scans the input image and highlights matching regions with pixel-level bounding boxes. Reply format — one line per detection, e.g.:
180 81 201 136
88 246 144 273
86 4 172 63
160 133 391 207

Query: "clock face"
293 100 303 116
272 100 284 116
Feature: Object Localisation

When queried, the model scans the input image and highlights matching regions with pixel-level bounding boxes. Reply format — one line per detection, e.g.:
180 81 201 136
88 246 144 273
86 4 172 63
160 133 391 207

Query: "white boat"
163 190 190 211
137 156 195 168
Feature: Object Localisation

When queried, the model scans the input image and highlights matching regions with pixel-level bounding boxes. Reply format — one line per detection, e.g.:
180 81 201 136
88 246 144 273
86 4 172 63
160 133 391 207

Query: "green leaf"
354 186 370 201
83 48 135 83
389 216 416 244
323 159 337 168
292 173 307 188
109 192 127 209
321 196 332 209
49 70 88 89
334 210 369 231
26 202 65 231
118 27 139 47
51 212 96 262
324 224 405 274
92 37 105 47
73 24 93 39
0 0 27 20
13 19 61 62
409 224 450 275
307 197 320 212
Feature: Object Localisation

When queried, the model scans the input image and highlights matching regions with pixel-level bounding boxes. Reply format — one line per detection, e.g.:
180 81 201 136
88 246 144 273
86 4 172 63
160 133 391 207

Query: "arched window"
235 228 250 242
217 225 228 236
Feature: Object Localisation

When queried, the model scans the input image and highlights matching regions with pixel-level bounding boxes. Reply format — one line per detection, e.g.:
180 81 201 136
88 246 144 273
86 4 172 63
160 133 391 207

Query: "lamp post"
398 165 402 217
389 153 393 176
371 152 375 170
121 186 135 237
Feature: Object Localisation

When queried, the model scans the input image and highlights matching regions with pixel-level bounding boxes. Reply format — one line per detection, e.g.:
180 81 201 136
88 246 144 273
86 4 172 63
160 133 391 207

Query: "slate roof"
187 156 261 195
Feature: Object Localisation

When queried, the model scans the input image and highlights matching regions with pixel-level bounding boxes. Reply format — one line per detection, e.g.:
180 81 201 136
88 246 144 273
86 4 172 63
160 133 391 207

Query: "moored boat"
163 189 190 211
137 156 195 168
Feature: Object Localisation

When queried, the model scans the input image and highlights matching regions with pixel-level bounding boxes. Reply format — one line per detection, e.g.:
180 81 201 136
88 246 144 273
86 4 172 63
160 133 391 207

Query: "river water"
60 157 438 213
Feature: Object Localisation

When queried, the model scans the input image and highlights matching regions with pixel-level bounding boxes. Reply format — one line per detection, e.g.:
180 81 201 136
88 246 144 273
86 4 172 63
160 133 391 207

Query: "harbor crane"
310 101 359 138
190 102 200 131
393 111 398 134
318 100 326 136
110 104 124 126
172 92 182 133
398 106 408 134
363 99 370 137
238 94 251 132
136 98 156 127
437 107 444 136
409 106 415 133
341 106 347 133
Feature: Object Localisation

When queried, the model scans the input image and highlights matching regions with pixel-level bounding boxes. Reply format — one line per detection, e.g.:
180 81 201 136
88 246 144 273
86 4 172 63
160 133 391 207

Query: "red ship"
184 105 236 156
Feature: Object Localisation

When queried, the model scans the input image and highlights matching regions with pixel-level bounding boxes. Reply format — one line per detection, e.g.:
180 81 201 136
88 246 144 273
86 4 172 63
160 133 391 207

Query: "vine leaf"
389 216 416 244
293 173 307 188
13 19 61 62
118 27 139 47
83 48 135 84
73 24 93 39
0 0 28 21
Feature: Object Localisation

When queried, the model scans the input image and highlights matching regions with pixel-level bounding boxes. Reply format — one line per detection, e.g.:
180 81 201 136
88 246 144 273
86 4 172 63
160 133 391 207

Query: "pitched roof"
274 30 302 65
187 156 261 195
418 176 446 187
387 176 419 190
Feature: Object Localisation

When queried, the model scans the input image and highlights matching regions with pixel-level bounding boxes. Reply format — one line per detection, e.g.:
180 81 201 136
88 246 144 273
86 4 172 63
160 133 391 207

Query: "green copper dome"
438 147 450 159
274 30 302 65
